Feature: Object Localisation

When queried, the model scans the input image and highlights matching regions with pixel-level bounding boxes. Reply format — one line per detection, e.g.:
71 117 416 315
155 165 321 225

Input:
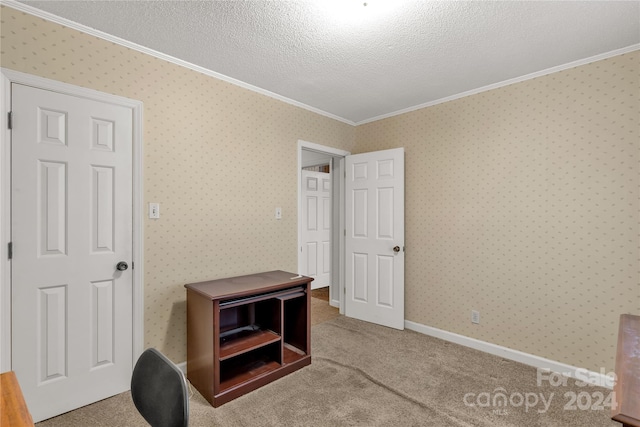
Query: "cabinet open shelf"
219 343 282 391
283 343 307 364
219 329 280 361
186 271 312 407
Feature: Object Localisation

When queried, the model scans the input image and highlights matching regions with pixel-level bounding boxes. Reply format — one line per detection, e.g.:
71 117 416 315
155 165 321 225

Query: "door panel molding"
0 68 144 374
301 169 332 289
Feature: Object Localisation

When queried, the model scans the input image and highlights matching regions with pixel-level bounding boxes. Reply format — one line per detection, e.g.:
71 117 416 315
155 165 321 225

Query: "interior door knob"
116 261 129 271
393 246 400 253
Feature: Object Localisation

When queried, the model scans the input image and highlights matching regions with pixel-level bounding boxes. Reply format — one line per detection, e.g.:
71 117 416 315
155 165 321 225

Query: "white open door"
11 83 135 421
300 170 332 289
345 148 404 330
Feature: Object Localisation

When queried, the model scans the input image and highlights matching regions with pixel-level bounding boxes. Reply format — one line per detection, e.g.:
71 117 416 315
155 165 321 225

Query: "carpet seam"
313 356 477 427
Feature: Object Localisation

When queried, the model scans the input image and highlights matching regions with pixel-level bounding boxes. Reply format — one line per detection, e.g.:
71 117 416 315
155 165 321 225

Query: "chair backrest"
131 348 189 427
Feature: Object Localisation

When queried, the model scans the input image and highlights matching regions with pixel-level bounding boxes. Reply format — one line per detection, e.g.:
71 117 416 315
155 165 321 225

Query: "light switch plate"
275 207 282 220
149 203 160 219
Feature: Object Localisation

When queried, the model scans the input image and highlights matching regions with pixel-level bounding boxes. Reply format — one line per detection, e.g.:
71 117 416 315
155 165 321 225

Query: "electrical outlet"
471 310 480 324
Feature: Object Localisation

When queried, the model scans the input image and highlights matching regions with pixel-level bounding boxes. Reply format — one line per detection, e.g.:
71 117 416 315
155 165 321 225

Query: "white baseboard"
405 320 615 390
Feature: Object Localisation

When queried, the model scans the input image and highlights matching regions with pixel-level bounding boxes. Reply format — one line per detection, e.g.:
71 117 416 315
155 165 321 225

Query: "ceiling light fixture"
312 0 399 26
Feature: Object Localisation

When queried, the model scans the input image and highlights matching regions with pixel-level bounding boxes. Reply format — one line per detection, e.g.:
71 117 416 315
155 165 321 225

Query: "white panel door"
345 148 404 329
301 170 331 289
11 83 133 422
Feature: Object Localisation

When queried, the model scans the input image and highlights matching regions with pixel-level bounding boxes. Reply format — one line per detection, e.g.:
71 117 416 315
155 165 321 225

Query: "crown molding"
356 43 640 125
0 0 356 126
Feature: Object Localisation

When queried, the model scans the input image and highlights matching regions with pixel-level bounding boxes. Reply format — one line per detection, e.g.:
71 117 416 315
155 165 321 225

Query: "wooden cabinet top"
185 270 312 300
612 314 640 427
1 371 34 427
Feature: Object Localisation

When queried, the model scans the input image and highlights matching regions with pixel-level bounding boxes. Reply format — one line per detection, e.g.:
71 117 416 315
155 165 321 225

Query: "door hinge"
7 112 12 130
8 242 12 260
132 261 135 270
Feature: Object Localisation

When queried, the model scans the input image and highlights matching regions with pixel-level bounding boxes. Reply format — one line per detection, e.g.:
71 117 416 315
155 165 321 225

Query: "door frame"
0 68 144 373
297 140 349 313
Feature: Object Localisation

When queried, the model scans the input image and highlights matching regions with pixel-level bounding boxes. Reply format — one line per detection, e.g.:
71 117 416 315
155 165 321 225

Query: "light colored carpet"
37 316 617 426
310 296 340 326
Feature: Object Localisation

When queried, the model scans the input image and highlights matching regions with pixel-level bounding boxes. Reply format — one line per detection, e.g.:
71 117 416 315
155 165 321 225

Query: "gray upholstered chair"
131 348 189 427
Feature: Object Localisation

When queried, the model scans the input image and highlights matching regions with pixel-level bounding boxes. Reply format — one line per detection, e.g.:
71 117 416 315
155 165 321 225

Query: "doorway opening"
297 140 350 314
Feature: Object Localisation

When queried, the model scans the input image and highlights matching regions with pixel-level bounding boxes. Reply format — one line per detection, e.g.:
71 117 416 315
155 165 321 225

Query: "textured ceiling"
12 0 640 124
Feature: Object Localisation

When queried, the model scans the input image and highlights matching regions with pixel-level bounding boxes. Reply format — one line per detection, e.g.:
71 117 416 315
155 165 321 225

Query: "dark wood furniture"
1 371 35 427
185 270 312 407
612 314 640 427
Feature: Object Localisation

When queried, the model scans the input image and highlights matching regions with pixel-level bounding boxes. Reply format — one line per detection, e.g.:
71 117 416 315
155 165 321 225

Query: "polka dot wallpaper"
0 6 355 362
1 5 638 373
355 51 639 372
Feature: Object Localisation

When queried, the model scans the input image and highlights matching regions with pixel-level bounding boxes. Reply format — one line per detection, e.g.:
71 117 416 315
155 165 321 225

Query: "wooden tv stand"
185 270 312 407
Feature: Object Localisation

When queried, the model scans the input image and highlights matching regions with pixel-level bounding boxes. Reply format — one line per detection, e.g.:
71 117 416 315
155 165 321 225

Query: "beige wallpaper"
0 6 355 362
355 51 639 372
